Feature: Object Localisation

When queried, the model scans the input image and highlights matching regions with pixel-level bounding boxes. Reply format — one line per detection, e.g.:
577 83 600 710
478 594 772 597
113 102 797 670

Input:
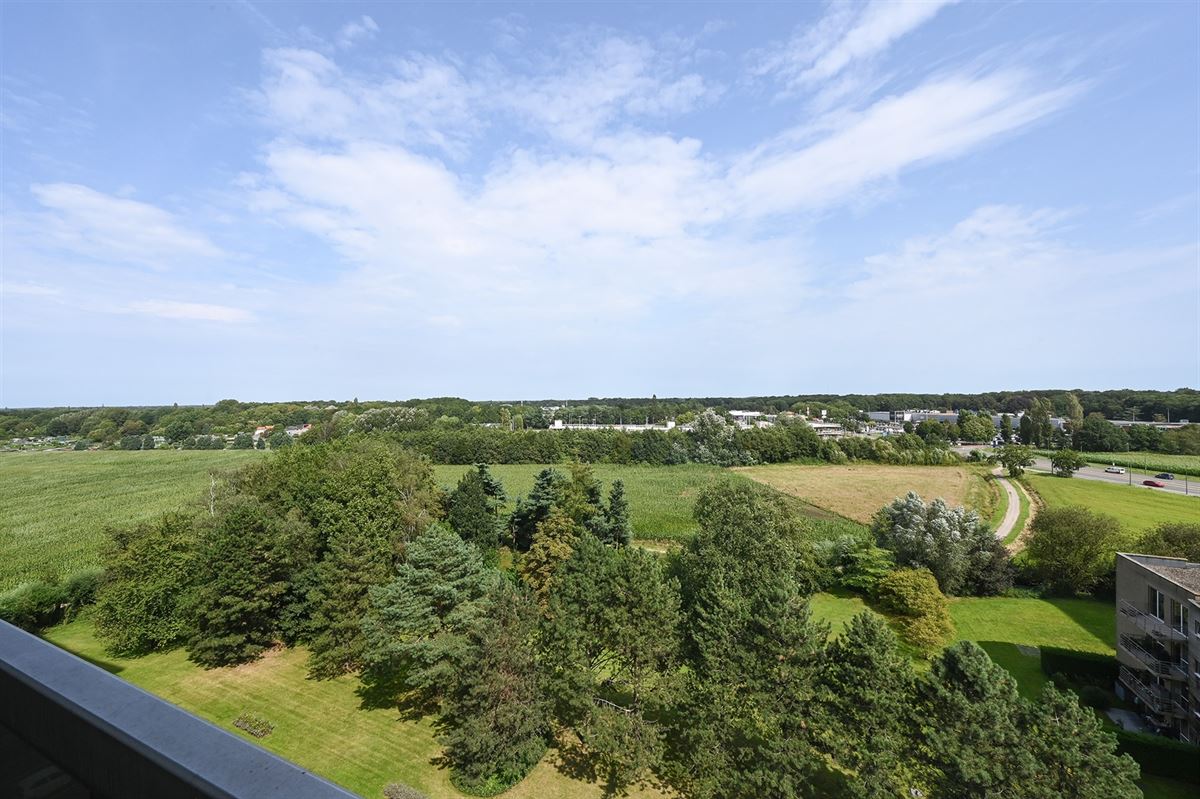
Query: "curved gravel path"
991 467 1021 542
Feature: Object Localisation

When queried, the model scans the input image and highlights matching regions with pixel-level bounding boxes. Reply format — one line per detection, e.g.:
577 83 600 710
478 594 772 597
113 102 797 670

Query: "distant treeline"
4 388 1197 447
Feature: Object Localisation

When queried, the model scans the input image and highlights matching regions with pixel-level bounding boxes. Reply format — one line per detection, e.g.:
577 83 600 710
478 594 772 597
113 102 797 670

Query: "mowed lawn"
0 450 264 590
734 463 994 524
1027 474 1200 535
432 463 734 542
44 618 670 799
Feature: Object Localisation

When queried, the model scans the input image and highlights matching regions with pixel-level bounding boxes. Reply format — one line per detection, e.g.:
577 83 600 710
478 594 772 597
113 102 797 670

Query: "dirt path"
991 467 1020 541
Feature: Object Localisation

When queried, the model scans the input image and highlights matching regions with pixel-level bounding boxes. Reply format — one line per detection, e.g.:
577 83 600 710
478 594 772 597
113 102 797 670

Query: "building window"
1170 600 1184 632
1148 586 1165 620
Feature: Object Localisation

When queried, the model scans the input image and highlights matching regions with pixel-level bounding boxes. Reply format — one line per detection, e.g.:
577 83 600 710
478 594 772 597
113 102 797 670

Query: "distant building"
285 424 312 437
1115 553 1200 743
252 425 275 441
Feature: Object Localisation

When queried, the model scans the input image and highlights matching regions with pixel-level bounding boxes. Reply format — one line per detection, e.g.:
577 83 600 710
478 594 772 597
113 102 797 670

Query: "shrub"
1039 646 1118 685
1115 729 1200 783
382 784 429 799
62 569 104 619
232 712 274 738
0 580 67 630
874 568 954 651
1077 685 1109 710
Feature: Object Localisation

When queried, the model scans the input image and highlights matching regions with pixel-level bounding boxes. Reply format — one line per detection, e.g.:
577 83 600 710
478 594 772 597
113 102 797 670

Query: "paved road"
1027 458 1199 498
991 468 1021 541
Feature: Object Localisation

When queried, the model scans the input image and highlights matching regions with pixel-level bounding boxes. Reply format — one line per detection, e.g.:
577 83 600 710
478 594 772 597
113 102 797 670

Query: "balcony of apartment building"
0 620 356 799
1119 599 1189 642
1118 633 1189 681
1119 666 1189 720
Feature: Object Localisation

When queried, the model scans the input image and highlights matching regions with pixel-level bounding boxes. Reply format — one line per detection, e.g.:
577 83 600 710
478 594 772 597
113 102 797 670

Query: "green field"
0 450 265 590
1070 451 1200 478
42 617 666 799
432 463 734 542
1027 474 1199 536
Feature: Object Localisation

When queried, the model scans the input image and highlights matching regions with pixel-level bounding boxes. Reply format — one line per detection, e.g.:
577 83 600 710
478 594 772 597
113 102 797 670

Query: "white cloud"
336 15 378 49
25 183 222 268
1 281 60 296
127 300 253 323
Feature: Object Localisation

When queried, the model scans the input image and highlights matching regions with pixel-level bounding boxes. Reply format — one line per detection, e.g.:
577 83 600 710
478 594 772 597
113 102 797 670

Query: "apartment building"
1115 553 1200 743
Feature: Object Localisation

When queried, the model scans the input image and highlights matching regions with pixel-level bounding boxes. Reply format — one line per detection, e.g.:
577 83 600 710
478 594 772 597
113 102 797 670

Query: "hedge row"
1039 646 1119 684
1115 729 1200 783
0 570 104 631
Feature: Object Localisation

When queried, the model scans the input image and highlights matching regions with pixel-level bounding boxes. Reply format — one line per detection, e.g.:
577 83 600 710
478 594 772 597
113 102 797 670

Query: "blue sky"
2 1 1197 406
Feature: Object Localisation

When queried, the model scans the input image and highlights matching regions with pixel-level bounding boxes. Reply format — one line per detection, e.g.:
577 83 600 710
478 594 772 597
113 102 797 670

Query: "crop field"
1069 451 1200 478
1027 474 1199 535
43 617 669 799
734 463 995 524
0 450 264 590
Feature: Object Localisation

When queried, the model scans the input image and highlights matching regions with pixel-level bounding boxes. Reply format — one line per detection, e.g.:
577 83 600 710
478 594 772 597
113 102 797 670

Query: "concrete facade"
1115 553 1200 743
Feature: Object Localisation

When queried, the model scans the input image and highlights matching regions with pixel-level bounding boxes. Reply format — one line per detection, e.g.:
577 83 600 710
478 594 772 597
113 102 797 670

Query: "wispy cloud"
127 300 253 323
336 15 379 49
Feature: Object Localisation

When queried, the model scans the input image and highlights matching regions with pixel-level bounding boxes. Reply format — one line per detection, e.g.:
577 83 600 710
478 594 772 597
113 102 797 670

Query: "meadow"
1026 474 1199 535
0 450 265 590
42 617 669 799
733 463 995 524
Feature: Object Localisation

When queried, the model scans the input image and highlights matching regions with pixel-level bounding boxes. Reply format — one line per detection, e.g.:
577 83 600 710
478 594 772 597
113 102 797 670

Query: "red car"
1142 480 1165 488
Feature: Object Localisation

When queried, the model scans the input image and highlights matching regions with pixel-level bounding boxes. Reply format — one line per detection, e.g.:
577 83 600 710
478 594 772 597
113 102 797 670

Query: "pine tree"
306 524 391 679
603 479 632 546
917 641 1039 796
439 580 549 794
361 525 495 706
1020 685 1141 799
447 469 500 551
509 468 566 551
815 612 918 798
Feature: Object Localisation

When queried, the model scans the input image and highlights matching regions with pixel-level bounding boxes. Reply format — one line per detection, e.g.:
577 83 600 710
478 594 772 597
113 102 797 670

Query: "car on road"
1104 466 1126 474
1155 472 1175 480
1143 480 1166 488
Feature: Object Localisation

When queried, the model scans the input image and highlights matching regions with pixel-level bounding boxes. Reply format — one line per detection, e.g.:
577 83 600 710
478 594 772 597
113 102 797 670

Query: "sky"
2 0 1198 407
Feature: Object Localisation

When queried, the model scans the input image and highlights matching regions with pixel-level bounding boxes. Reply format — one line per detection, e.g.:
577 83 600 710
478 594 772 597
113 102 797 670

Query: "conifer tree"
509 468 566 551
439 580 549 794
306 524 391 679
603 479 632 546
447 468 500 550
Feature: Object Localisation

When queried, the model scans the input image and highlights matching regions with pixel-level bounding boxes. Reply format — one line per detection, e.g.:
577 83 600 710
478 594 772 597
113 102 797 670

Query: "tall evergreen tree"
306 524 391 679
447 468 501 551
603 479 632 546
509 468 566 551
439 580 549 794
361 525 495 706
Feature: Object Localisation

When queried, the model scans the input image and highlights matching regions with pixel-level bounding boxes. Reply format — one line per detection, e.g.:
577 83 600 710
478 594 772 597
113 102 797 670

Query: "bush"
383 784 429 799
874 568 954 651
62 569 104 619
232 712 274 738
1039 646 1118 685
1077 685 1110 710
1115 729 1200 783
0 580 67 630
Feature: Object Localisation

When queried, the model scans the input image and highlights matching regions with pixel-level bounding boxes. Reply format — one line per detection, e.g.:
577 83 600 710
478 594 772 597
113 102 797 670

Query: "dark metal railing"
1119 600 1188 641
1118 634 1188 680
0 620 359 799
1119 666 1188 719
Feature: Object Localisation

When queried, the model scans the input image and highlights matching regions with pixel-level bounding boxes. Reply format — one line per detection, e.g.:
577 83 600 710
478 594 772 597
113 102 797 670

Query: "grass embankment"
43 617 669 799
0 450 264 590
735 463 994 524
1027 474 1199 535
1006 478 1033 547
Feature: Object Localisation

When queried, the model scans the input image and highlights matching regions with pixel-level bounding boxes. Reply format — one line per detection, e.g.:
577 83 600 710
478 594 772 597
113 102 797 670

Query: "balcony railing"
1119 633 1188 680
1119 600 1187 641
0 620 358 799
1120 667 1189 719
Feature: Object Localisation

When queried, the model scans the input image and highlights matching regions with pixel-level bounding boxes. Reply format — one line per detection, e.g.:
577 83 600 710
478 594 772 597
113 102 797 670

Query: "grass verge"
1027 474 1199 535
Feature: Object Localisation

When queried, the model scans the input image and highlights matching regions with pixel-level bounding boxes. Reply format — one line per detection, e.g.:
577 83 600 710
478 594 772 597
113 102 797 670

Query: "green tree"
815 612 919 798
602 479 632 546
1064 393 1085 433
918 641 1037 796
267 428 291 449
306 524 391 678
999 413 1013 443
874 568 955 651
1021 685 1140 798
94 514 200 655
447 467 502 551
231 431 254 449
1025 506 1129 594
362 525 494 707
185 496 310 667
1050 448 1086 477
509 468 567 551
1074 414 1130 452
439 580 549 794
518 509 580 604
1137 522 1200 562
996 443 1035 477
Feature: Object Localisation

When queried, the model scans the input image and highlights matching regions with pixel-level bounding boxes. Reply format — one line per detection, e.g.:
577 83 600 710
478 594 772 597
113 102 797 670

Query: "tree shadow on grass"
354 667 435 721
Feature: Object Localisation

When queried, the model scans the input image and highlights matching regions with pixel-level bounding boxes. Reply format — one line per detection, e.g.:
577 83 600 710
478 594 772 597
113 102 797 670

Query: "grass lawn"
948 596 1114 653
1140 776 1200 799
432 463 735 542
1027 474 1199 535
1006 479 1033 546
734 463 994 524
42 617 669 799
0 450 265 590
1068 451 1200 478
